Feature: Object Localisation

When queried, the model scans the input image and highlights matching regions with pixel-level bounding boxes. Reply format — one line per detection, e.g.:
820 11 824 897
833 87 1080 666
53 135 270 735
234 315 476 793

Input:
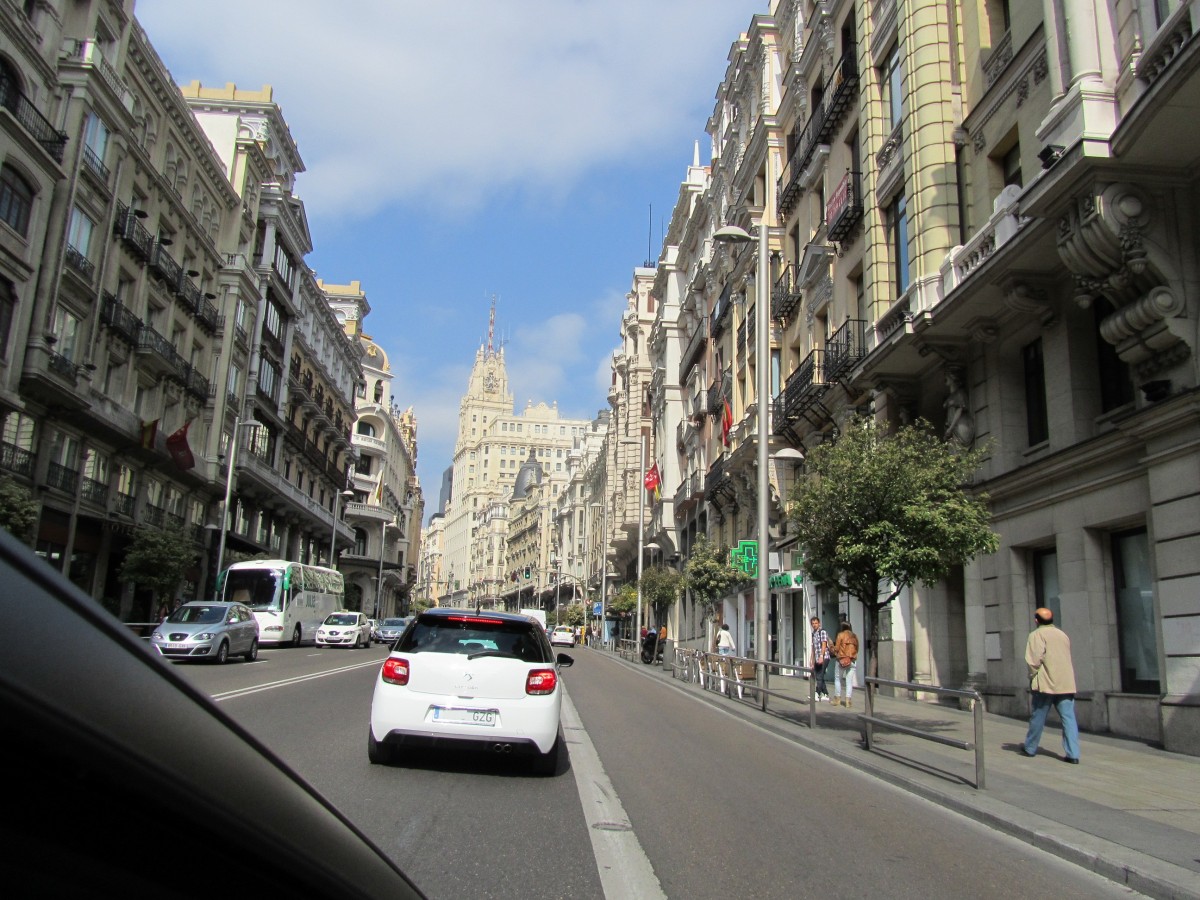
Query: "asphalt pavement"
601 644 1200 900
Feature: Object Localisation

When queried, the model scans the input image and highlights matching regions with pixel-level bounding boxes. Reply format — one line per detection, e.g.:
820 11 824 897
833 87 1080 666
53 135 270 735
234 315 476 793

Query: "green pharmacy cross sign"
730 540 758 578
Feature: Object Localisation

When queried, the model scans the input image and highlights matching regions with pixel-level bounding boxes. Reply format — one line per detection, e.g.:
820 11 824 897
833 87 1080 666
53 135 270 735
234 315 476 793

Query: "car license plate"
430 707 498 726
164 643 188 650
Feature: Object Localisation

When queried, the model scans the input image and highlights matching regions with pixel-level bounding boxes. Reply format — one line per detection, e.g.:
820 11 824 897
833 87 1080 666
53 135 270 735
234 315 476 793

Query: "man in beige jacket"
1022 607 1080 763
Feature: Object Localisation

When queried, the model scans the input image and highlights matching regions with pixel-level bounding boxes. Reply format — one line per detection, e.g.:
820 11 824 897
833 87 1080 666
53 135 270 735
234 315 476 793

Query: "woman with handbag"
830 621 859 708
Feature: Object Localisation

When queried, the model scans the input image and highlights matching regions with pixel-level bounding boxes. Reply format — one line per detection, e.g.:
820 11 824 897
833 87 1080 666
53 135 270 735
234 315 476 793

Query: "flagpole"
214 416 242 592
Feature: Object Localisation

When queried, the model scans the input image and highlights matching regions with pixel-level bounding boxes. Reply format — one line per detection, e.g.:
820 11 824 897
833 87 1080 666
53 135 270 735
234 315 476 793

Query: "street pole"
375 519 388 618
214 416 254 590
636 431 646 645
600 500 609 648
328 489 353 568
713 214 772 663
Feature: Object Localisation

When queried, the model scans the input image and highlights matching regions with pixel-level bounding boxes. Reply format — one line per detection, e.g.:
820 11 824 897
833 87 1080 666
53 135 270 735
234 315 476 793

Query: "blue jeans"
812 658 829 696
1024 692 1080 760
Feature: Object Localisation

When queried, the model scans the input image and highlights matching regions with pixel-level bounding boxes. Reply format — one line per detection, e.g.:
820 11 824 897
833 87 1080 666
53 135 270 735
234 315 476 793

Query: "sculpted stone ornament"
943 367 975 448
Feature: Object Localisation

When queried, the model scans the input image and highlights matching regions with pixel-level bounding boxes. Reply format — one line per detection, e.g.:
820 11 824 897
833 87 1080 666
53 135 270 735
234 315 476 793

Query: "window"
82 113 110 173
1002 143 1022 189
357 422 376 437
887 193 910 293
1032 549 1060 625
0 164 34 236
1094 303 1133 412
67 207 94 258
51 306 81 361
258 358 280 402
1022 338 1049 445
0 278 14 359
882 44 903 131
1112 528 1159 693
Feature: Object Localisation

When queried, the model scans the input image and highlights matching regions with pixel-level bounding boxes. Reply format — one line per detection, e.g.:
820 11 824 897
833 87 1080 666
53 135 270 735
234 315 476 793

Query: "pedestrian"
810 617 831 701
156 600 171 623
830 621 859 708
716 623 736 656
1022 607 1080 764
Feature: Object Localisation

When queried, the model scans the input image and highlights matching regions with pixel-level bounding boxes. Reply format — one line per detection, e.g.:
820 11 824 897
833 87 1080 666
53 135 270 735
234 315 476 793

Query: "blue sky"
135 0 765 512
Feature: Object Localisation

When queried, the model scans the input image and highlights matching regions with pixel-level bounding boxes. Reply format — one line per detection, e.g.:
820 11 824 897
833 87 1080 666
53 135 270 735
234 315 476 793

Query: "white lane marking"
211 658 382 701
562 687 666 900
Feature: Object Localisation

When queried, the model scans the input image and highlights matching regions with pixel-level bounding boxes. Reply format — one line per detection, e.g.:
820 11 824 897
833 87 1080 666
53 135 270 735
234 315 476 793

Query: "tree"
639 564 683 621
0 476 38 544
788 418 999 673
608 583 638 640
562 602 586 627
682 535 740 622
119 526 196 610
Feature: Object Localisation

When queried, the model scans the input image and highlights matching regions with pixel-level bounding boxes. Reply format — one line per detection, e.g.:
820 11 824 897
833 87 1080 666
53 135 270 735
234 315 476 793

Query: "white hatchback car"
369 608 574 774
549 625 575 647
316 611 372 649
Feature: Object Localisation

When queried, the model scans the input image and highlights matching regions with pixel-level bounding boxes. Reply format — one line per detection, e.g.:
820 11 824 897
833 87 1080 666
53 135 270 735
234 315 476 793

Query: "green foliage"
608 582 638 616
561 603 586 627
682 535 740 620
639 564 683 616
410 595 434 614
789 418 999 622
0 477 38 544
118 527 197 604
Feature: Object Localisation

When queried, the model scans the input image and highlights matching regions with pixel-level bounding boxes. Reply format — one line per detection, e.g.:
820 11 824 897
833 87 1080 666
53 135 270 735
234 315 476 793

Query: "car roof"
0 529 424 899
419 607 540 625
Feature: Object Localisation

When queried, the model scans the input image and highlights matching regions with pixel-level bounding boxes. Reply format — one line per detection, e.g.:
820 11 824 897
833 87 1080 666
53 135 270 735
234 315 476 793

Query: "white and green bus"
217 560 345 647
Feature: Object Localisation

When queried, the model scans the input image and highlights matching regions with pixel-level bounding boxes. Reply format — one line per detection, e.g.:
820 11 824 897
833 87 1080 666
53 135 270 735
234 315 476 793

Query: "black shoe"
1019 748 1037 758
1063 756 1080 764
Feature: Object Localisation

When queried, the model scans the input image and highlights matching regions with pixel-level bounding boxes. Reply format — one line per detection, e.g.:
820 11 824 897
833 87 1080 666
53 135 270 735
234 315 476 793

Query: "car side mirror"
556 653 574 667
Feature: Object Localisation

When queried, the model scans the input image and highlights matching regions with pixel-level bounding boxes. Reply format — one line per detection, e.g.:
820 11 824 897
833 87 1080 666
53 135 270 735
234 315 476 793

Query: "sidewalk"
603 648 1200 900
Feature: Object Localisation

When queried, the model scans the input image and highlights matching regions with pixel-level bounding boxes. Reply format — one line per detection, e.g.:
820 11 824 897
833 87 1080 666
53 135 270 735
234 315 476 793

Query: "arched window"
373 380 383 403
353 527 368 556
0 164 34 236
356 421 376 438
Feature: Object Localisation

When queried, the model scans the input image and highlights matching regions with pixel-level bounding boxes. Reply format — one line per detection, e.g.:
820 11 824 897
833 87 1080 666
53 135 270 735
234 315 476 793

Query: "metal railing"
862 676 986 789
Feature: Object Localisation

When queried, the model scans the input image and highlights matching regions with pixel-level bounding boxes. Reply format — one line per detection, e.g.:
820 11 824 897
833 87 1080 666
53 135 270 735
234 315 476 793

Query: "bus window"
223 568 283 611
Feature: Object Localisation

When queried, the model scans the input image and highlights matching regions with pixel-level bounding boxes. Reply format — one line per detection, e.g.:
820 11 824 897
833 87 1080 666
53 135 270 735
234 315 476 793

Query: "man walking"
1023 607 1080 764
810 617 831 702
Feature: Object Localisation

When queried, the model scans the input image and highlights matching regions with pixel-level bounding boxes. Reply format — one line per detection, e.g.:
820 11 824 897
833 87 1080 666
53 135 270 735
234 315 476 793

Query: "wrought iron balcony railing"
0 76 68 162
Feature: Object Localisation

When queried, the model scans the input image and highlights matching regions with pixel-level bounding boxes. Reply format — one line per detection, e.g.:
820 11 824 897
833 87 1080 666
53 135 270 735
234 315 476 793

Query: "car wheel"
292 625 303 647
532 733 561 777
244 638 258 662
367 728 396 765
215 640 229 664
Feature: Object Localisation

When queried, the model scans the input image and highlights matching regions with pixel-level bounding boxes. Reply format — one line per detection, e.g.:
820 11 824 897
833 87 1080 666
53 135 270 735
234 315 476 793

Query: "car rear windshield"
397 614 551 662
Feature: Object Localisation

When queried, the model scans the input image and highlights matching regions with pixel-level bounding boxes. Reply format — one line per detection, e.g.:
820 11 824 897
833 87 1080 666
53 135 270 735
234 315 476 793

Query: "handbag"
838 656 854 668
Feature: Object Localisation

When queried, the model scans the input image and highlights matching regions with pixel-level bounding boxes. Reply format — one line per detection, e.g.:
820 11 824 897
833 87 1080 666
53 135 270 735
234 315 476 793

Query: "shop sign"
769 571 804 590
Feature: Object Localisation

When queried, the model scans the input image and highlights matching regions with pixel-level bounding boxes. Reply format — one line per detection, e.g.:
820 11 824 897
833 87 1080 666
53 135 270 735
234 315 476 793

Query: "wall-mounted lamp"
132 209 149 220
157 235 173 246
186 269 200 278
203 292 217 301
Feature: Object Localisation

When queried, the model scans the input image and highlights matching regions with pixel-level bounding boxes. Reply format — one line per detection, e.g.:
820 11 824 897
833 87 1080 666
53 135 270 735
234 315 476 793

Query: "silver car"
374 616 411 644
151 602 259 663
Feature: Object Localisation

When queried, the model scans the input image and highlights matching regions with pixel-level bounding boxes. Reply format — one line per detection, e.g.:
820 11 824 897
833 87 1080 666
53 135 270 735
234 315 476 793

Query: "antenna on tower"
487 295 496 355
646 204 652 267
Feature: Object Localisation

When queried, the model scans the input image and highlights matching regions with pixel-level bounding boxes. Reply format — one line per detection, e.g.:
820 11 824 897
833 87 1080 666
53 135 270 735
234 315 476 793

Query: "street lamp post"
329 489 354 568
619 434 648 645
713 219 771 663
214 416 259 590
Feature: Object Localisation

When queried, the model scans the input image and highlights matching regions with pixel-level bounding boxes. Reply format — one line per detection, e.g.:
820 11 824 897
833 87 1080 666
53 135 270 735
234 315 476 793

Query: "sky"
135 0 766 517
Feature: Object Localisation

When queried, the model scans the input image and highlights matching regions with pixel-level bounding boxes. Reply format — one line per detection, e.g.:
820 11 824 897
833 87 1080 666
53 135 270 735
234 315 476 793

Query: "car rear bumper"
371 692 561 754
374 727 544 757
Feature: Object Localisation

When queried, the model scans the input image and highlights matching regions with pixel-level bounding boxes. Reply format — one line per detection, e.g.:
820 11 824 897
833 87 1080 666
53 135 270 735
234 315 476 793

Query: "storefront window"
1112 528 1159 694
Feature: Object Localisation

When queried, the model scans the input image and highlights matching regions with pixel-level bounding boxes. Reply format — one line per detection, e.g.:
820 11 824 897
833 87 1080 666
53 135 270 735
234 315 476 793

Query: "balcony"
20 346 86 411
711 281 734 338
678 320 708 381
113 203 154 262
177 275 202 315
113 493 135 517
135 324 185 378
63 244 95 282
704 453 735 503
344 501 392 522
145 504 166 527
69 40 133 111
182 363 211 401
81 476 108 506
772 265 802 320
825 319 869 381
352 432 387 453
81 144 110 183
0 77 68 162
0 442 34 478
773 349 828 432
826 170 864 244
46 461 78 494
100 293 141 345
149 242 182 287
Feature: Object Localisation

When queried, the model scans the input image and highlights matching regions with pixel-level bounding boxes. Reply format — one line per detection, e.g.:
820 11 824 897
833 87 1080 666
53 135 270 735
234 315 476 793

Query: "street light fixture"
713 219 771 664
329 489 355 567
214 416 260 591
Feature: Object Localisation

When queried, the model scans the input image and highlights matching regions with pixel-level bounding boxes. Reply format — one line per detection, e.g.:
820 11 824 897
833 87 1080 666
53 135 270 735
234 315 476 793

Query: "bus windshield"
223 568 284 611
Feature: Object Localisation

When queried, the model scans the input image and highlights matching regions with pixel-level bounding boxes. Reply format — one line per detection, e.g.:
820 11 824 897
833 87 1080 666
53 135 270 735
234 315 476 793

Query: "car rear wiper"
466 650 517 660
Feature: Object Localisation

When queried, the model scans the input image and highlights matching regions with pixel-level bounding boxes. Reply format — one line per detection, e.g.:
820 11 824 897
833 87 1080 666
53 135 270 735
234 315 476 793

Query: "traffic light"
523 566 531 580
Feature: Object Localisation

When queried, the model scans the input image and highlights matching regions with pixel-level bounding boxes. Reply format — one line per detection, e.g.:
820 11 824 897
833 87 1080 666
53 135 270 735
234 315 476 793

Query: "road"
175 643 1143 899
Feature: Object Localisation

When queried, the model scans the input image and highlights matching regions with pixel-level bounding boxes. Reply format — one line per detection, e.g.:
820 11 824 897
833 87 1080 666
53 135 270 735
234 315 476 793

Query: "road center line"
561 687 666 900
211 658 382 701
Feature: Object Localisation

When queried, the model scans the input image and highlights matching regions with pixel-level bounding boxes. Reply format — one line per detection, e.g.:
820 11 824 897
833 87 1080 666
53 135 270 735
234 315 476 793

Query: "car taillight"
526 668 557 695
382 657 410 685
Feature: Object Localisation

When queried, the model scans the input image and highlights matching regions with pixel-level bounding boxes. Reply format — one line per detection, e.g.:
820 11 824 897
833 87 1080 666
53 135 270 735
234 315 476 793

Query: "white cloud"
136 0 761 219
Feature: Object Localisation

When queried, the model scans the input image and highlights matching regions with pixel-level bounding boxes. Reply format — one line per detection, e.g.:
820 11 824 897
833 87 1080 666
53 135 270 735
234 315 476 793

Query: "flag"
140 419 159 450
721 399 733 447
644 462 661 501
372 473 384 505
165 420 195 470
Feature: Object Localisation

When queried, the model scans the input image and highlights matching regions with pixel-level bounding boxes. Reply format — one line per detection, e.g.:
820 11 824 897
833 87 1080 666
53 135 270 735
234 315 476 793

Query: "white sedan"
549 625 576 647
369 608 574 775
316 611 372 648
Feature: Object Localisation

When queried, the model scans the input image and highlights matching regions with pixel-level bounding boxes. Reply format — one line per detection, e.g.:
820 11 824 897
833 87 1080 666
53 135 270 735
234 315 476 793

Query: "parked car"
316 611 372 648
549 625 575 647
0 528 425 899
369 608 573 775
151 601 259 663
374 616 411 644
